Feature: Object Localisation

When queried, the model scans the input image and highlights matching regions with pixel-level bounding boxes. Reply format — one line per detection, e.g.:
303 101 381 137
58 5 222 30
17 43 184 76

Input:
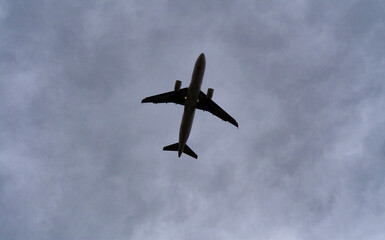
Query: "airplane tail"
163 143 198 159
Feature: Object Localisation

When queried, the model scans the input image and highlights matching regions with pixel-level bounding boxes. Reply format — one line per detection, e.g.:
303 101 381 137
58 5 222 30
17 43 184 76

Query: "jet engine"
207 88 214 99
174 80 181 91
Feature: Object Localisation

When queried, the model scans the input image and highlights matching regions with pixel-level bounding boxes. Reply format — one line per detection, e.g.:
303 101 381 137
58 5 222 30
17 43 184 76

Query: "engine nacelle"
207 88 214 99
174 80 181 91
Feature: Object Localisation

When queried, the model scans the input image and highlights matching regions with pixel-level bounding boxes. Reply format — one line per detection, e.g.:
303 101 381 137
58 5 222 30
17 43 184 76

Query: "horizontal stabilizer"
183 144 198 159
163 143 198 159
163 143 179 151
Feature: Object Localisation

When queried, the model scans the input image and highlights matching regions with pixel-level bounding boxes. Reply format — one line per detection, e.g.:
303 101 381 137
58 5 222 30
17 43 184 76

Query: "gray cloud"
1 0 385 239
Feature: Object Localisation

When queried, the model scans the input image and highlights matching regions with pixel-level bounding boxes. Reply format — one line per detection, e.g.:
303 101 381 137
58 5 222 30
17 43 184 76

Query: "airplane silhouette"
142 53 238 159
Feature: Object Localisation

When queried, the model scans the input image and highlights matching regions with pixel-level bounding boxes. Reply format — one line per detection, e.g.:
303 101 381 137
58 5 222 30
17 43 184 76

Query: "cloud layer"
1 0 385 239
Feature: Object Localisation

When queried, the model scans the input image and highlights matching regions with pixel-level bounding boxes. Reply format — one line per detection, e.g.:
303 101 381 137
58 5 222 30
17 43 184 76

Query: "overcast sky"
1 0 385 239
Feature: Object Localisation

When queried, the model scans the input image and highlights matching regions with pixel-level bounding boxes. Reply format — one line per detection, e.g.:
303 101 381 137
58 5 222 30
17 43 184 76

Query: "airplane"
141 53 238 159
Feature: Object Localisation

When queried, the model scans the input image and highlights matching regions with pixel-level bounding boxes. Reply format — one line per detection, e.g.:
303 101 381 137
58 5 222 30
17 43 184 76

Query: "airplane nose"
198 53 206 65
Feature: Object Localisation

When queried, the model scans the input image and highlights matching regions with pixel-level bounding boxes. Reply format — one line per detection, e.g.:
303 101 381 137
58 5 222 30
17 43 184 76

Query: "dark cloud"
1 0 385 239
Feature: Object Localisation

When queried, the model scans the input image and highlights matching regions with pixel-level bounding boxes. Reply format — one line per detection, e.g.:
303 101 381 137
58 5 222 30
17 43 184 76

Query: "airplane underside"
141 53 238 159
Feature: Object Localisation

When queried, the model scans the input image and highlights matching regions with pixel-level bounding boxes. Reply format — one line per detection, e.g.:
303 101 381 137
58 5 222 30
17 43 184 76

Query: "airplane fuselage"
178 53 206 157
142 52 238 158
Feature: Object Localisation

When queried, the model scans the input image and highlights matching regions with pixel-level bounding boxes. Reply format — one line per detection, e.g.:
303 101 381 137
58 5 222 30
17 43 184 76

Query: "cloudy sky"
1 0 385 239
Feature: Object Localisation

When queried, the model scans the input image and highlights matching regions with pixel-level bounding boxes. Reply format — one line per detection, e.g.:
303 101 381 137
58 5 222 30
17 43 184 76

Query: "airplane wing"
196 91 239 127
141 88 188 105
